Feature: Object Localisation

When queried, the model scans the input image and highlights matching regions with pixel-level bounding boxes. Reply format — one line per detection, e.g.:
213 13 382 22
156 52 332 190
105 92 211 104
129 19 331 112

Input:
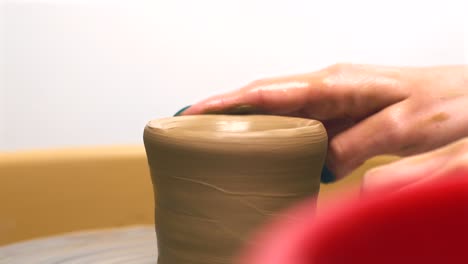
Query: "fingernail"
321 166 336 183
174 105 192 116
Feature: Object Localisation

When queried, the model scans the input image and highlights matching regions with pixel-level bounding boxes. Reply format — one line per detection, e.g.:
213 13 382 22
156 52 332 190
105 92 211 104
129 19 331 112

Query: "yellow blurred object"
0 145 399 246
0 145 154 246
317 155 400 212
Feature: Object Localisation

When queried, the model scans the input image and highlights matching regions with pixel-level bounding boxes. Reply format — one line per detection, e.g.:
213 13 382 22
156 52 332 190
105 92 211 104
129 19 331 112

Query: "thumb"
361 137 468 194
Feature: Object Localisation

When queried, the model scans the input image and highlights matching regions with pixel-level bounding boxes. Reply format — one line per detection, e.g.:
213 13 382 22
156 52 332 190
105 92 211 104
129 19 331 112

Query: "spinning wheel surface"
0 226 157 264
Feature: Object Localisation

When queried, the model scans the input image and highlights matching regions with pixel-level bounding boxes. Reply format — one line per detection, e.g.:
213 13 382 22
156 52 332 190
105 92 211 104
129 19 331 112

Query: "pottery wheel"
0 226 157 264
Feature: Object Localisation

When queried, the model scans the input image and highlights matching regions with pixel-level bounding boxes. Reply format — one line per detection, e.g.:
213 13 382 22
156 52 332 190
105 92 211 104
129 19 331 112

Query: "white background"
1 0 467 151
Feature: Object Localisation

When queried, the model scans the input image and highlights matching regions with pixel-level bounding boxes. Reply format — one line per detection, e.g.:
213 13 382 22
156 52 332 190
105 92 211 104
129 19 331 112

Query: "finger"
361 153 449 194
302 64 409 120
361 137 468 194
322 118 355 138
182 72 318 115
327 104 409 179
184 64 409 120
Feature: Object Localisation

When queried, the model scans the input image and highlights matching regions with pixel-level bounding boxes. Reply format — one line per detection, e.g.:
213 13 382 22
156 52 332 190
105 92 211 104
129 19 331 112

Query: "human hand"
362 136 468 194
183 64 468 184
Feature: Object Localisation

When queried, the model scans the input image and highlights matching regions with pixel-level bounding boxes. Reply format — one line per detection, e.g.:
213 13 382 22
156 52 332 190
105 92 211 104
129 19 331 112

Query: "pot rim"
145 115 327 142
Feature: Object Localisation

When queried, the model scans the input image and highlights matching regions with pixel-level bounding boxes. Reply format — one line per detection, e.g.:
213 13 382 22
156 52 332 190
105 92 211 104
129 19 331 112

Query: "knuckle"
328 136 360 177
321 63 356 90
325 63 353 75
328 136 347 164
380 108 408 146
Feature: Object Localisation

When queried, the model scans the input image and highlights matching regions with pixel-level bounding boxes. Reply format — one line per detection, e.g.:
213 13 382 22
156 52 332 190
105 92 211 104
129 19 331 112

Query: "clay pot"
143 115 327 263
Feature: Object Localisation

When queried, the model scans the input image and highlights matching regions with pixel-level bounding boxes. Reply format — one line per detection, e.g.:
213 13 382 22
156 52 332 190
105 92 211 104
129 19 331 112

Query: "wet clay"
143 115 328 264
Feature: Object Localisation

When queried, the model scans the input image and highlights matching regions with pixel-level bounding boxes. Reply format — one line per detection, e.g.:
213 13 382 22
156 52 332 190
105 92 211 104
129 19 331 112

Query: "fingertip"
181 95 233 115
179 101 222 115
320 166 336 184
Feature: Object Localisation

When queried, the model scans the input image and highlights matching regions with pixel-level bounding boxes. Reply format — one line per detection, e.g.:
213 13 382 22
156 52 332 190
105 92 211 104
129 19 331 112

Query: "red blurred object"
238 171 468 264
